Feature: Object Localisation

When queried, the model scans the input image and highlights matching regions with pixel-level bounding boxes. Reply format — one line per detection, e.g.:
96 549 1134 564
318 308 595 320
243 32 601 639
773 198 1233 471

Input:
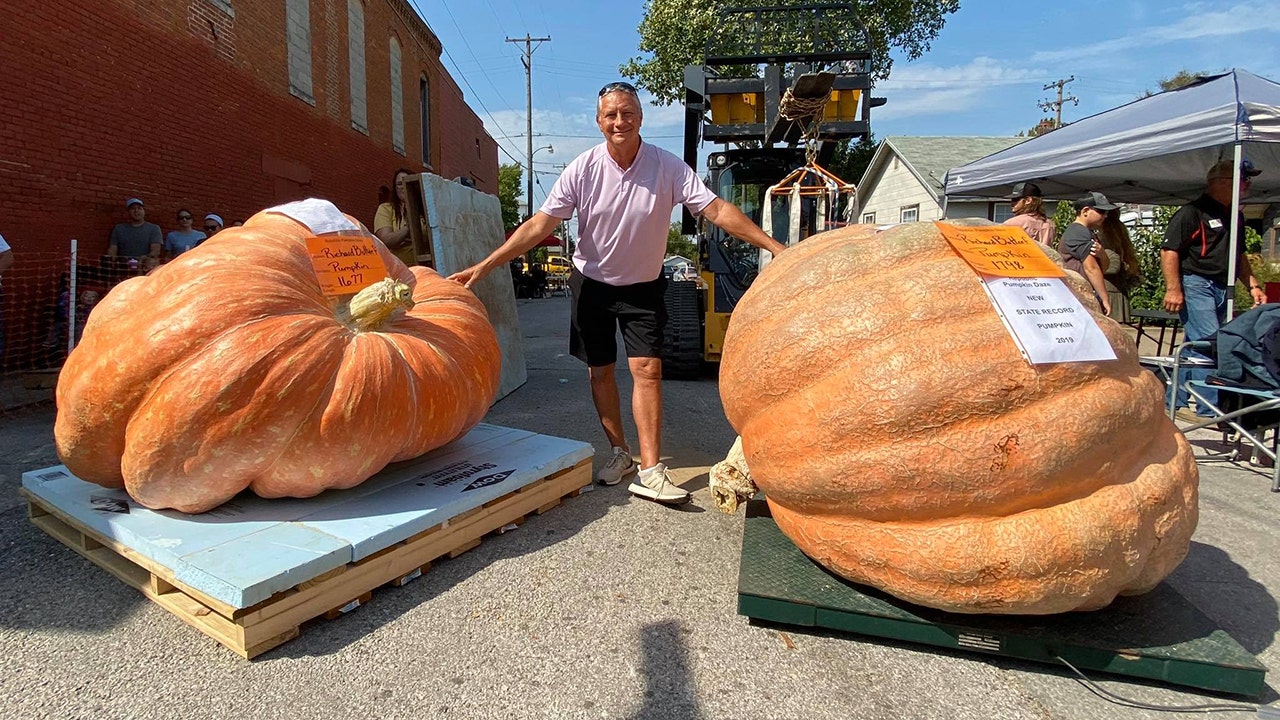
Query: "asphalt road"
1 296 1276 719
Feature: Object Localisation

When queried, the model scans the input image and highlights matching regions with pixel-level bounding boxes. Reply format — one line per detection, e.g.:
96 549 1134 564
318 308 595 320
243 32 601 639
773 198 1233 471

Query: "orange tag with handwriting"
934 222 1065 278
305 236 389 296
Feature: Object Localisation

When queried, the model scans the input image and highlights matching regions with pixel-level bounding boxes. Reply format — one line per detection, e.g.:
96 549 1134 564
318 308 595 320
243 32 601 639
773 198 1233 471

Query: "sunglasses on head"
598 81 638 97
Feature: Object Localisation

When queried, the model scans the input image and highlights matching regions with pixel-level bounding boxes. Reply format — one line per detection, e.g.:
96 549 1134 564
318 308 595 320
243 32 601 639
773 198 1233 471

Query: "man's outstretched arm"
701 198 787 257
447 212 564 289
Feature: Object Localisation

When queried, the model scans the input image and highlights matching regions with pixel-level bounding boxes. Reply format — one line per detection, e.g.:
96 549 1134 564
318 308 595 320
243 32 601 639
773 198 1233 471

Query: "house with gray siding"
856 137 1024 225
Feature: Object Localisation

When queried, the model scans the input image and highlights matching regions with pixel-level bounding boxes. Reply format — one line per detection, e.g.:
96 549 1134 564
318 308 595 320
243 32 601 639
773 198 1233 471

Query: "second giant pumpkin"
55 207 501 513
719 221 1198 615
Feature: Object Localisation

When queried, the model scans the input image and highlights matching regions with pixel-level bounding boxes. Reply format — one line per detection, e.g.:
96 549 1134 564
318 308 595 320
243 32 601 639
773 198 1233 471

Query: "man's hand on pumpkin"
447 264 487 289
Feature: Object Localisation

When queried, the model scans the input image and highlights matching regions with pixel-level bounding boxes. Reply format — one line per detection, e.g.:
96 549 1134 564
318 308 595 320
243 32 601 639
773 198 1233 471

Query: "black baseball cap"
1073 191 1118 212
1010 182 1042 199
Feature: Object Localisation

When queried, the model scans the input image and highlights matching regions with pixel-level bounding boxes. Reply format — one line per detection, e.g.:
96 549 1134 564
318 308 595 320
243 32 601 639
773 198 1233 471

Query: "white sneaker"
628 463 691 505
597 446 637 485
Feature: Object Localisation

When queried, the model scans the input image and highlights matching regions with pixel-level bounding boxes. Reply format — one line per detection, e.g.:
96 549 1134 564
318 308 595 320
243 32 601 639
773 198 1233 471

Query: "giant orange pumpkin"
55 208 501 513
719 221 1198 615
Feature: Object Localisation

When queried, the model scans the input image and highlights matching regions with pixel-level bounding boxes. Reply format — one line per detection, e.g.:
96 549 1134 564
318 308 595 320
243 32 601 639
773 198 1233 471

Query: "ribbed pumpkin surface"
55 210 501 513
720 221 1198 614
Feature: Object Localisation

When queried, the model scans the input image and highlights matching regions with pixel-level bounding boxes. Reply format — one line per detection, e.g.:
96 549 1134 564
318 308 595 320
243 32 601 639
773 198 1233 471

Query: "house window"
991 202 1014 222
420 75 431 167
861 212 876 224
389 37 404 154
347 0 367 134
900 204 919 223
285 0 314 105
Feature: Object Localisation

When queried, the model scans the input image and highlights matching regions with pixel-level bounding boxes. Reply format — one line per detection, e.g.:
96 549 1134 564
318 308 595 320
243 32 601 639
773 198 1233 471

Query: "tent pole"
1225 143 1243 319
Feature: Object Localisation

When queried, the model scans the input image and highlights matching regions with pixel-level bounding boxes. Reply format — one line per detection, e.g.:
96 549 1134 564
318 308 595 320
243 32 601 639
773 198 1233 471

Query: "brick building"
0 0 497 373
1 0 497 255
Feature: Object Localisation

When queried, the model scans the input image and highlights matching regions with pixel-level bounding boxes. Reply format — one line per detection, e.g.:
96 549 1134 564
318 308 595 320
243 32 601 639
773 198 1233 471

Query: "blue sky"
412 0 1280 209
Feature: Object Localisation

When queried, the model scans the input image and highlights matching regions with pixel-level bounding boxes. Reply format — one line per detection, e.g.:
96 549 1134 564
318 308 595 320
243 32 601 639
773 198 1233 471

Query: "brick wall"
1 0 497 258
0 0 497 371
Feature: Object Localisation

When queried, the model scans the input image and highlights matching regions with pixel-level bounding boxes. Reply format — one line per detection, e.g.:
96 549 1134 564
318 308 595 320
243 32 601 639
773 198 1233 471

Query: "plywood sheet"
22 424 592 608
416 175 527 400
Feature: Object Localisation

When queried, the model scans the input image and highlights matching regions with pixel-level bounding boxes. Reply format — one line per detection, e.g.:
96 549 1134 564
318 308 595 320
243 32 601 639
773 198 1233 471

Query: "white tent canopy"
944 69 1280 206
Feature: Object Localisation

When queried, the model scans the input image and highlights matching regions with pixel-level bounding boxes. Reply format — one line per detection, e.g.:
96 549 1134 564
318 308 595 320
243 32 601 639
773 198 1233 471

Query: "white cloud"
874 57 1048 121
1031 2 1280 64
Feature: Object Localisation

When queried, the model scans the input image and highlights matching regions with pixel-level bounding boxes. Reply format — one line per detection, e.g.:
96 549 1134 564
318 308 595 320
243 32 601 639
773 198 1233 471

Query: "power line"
404 0 524 166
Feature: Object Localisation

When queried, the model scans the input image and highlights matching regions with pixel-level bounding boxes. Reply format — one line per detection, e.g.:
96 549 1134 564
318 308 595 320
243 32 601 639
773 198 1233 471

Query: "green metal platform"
738 499 1267 697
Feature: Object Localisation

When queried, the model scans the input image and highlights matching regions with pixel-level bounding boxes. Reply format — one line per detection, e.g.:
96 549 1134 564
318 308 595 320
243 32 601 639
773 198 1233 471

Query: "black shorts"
569 269 667 367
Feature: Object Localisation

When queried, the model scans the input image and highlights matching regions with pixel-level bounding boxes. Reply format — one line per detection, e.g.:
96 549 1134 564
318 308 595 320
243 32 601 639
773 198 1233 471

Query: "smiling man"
450 81 784 506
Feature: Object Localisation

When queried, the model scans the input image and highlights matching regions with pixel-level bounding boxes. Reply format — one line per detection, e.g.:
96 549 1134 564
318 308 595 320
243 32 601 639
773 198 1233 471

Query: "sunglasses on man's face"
599 81 638 97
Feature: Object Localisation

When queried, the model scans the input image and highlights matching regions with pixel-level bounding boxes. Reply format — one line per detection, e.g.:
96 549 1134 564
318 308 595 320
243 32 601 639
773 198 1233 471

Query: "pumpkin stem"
340 278 415 332
709 436 757 514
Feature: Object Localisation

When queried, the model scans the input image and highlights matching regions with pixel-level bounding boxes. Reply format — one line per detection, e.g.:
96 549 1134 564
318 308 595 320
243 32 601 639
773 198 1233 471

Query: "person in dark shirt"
1058 192 1116 316
108 198 162 260
1161 159 1267 416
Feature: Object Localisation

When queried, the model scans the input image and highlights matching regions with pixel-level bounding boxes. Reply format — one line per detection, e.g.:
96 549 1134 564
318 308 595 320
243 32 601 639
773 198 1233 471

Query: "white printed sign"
266 198 360 234
981 276 1117 364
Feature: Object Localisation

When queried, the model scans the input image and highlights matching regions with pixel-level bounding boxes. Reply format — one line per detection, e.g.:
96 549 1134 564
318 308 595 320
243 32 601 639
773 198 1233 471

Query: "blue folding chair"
1169 329 1280 492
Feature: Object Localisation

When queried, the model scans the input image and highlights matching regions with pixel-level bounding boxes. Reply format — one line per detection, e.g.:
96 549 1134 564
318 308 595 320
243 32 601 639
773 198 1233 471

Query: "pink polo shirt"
540 141 717 286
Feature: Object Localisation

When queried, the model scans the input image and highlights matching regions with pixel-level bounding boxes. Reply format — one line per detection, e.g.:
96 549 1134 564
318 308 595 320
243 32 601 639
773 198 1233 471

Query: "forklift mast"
681 2 883 234
663 3 885 376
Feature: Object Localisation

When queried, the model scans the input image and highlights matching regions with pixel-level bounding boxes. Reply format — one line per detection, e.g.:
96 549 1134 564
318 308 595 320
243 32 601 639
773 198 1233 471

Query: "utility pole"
505 34 551 220
1038 76 1079 128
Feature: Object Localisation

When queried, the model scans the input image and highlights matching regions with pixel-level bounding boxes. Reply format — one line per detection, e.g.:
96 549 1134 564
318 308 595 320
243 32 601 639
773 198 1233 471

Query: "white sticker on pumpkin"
980 276 1117 365
266 198 359 235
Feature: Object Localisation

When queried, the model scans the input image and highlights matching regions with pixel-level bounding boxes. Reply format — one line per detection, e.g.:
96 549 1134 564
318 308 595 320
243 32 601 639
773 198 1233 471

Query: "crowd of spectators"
108 198 232 268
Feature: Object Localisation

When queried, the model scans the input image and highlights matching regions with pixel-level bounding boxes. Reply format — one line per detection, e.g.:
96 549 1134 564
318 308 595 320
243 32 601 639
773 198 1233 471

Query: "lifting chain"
779 86 832 166
778 87 830 121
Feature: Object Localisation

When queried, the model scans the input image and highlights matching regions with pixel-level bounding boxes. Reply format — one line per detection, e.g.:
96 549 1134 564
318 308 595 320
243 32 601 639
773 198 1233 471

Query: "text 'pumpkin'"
55 209 501 513
719 221 1198 615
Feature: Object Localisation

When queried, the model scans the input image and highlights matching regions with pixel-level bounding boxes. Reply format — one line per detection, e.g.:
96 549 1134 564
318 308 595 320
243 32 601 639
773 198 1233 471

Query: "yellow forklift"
663 2 883 379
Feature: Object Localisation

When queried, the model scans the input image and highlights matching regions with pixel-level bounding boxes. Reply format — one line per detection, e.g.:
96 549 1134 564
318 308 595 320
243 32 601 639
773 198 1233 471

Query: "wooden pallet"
23 457 590 659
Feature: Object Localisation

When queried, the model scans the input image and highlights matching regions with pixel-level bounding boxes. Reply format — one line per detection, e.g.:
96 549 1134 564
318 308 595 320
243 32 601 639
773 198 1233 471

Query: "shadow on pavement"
625 620 703 720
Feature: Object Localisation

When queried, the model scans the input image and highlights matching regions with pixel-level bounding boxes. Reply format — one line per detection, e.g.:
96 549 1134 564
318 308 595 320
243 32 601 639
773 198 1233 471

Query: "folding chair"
1167 319 1280 492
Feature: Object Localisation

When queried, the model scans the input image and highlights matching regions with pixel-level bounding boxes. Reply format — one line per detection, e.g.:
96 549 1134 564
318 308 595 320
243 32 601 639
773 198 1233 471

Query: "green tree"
620 0 960 106
1127 208 1269 312
667 222 697 260
825 133 877 186
498 163 523 231
1139 69 1218 98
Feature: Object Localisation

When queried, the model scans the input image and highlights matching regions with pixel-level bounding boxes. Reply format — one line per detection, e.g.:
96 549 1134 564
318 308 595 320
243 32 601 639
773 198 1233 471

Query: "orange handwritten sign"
934 222 1064 278
305 236 389 296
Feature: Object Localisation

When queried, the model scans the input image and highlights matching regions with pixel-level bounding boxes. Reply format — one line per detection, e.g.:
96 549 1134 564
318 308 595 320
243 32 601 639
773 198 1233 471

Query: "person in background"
108 198 162 260
1058 192 1115 316
1003 182 1056 245
164 208 206 258
448 80 786 506
0 231 11 363
1097 209 1142 323
1162 159 1267 419
203 214 225 239
374 168 423 266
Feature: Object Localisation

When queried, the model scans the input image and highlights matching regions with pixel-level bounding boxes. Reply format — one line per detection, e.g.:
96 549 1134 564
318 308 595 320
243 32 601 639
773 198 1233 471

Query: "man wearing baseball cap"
108 197 162 260
1059 191 1118 316
1161 159 1266 419
1003 181 1056 245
